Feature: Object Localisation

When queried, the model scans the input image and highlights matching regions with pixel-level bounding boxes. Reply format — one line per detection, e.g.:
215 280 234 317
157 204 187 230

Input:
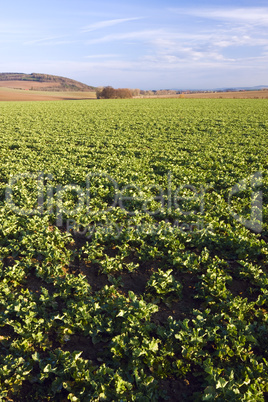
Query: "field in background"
1 83 268 101
139 90 268 99
179 90 268 99
0 80 62 90
0 98 267 400
0 86 96 101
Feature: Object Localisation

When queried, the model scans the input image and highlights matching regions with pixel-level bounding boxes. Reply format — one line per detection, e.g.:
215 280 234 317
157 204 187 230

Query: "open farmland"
0 99 267 401
139 90 268 100
0 81 62 90
0 87 96 102
179 90 268 99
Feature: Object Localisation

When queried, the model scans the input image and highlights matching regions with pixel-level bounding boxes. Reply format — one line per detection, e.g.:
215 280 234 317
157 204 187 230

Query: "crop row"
0 99 267 400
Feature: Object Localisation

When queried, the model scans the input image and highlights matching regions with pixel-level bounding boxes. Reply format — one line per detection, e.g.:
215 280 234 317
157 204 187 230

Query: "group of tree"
96 86 133 99
96 86 186 99
140 89 182 96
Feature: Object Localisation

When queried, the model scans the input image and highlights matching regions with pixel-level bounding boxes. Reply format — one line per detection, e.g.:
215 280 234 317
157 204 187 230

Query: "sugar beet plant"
0 98 267 401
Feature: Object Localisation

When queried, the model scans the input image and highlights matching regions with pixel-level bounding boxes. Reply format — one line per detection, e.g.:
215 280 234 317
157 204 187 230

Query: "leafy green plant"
145 269 183 305
0 98 267 400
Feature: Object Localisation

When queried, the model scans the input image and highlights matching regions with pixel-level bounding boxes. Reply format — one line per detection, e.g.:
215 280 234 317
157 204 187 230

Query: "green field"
0 99 267 401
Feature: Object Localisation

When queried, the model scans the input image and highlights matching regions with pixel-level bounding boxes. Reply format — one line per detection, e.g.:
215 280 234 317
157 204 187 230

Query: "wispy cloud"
85 54 120 59
214 35 268 48
146 39 234 66
24 35 73 46
2 4 268 89
2 50 268 89
81 17 143 33
86 29 164 44
84 23 268 70
170 7 268 26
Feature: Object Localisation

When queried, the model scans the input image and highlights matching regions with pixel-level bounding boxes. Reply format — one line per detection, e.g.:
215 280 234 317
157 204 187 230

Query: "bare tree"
97 86 133 99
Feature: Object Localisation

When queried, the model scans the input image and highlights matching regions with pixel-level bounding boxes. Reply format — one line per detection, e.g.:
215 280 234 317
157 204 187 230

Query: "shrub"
97 86 133 99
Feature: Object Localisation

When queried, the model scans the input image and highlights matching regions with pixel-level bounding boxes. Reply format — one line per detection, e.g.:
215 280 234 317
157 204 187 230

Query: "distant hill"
214 85 268 92
0 73 96 92
166 85 268 92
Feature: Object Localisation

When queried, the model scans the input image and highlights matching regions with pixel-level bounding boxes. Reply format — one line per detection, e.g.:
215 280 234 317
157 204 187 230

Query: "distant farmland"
0 87 96 101
139 90 268 99
0 73 97 101
1 86 267 102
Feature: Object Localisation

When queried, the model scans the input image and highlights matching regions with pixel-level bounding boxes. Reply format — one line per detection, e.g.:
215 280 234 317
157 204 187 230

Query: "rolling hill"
0 72 96 92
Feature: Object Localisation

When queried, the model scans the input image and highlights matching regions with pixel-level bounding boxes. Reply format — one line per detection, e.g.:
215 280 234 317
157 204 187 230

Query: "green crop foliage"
0 98 267 400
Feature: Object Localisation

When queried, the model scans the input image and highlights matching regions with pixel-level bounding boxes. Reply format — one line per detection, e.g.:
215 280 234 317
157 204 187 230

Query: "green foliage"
145 269 183 305
0 98 267 400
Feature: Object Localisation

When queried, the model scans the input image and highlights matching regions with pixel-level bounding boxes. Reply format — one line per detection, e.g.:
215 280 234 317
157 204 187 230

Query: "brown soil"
1 84 267 102
182 90 268 99
62 335 108 362
0 88 96 101
64 231 201 327
137 90 268 99
0 80 61 90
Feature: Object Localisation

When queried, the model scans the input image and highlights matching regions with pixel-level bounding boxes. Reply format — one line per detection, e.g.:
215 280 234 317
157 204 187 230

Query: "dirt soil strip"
136 90 268 99
0 91 69 101
0 88 96 101
0 80 61 90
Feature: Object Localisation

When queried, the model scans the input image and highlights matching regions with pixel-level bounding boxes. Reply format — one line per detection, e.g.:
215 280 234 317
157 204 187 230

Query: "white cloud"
144 17 268 67
2 53 268 89
24 36 73 46
170 7 268 26
1 5 268 89
214 35 268 48
82 22 268 72
86 29 163 44
81 18 143 33
85 54 120 59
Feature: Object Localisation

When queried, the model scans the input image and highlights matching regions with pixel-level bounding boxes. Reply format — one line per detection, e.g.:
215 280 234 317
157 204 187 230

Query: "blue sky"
1 0 268 89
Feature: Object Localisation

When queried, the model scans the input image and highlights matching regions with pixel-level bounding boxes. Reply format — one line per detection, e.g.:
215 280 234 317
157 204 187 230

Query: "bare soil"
0 87 96 101
182 90 268 99
1 84 267 102
0 80 61 90
137 90 268 99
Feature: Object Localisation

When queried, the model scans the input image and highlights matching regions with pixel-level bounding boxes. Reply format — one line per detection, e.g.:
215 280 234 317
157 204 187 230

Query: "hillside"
0 73 95 92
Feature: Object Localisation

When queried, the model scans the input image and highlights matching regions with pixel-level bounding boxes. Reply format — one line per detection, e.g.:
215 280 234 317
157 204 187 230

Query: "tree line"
96 87 142 99
96 86 185 99
96 86 134 99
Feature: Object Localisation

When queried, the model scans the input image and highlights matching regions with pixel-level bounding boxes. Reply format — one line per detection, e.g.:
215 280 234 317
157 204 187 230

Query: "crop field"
180 90 268 99
0 87 96 102
0 81 62 90
0 98 267 401
140 90 268 100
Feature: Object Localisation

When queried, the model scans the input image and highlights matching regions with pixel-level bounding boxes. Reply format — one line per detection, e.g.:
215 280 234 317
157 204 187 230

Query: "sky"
1 0 268 89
